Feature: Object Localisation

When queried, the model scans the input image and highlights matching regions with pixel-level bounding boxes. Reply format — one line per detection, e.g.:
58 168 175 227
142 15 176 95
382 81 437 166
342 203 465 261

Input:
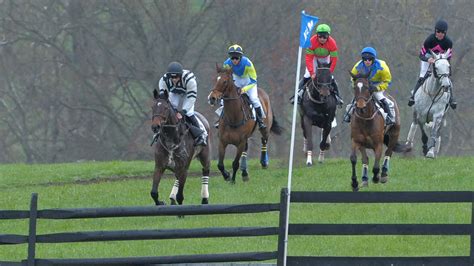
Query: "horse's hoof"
261 163 268 169
155 200 165 206
201 198 209 204
177 215 185 219
170 198 177 205
352 185 359 192
361 180 368 187
318 159 324 164
306 162 312 167
242 172 249 182
426 150 435 159
381 175 388 183
372 177 380 184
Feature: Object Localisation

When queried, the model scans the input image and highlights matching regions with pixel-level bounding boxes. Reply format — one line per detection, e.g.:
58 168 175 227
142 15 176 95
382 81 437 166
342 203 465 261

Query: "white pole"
282 45 303 266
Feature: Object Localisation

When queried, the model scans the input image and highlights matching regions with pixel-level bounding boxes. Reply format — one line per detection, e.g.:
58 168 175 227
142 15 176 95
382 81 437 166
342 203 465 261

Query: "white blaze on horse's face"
157 102 162 107
217 76 221 81
357 82 363 93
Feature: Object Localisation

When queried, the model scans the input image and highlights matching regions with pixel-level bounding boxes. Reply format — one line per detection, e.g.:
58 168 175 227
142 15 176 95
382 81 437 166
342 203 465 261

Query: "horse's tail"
270 115 284 135
392 142 412 153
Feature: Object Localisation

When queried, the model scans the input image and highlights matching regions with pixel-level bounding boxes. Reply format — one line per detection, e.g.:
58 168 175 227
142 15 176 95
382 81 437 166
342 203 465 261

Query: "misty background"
0 0 472 163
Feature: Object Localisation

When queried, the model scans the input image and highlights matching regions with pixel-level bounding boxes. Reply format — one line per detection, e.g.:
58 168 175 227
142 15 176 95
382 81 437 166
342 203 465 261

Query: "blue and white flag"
299 11 319 48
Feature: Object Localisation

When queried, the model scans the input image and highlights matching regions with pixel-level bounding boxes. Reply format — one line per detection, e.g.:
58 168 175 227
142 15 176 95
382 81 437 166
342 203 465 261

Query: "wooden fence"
0 190 472 265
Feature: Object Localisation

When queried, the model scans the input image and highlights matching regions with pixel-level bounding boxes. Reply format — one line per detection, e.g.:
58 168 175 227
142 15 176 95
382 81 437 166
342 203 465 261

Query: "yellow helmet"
228 44 244 56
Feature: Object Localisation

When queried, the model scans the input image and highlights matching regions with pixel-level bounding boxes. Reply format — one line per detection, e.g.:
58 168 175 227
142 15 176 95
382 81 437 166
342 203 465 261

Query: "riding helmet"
435 19 448 32
360 46 377 60
228 44 244 58
166 62 183 78
316 24 331 34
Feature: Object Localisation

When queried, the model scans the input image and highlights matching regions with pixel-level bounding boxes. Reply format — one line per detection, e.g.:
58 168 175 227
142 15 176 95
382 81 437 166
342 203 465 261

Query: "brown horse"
150 89 211 205
349 72 411 192
208 65 282 183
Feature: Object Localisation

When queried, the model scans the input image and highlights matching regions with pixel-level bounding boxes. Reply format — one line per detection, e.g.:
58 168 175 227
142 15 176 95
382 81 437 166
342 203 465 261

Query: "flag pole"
282 11 318 266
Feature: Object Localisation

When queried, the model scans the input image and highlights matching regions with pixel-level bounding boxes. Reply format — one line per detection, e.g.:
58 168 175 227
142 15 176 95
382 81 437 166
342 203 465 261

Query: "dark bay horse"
150 89 211 205
208 65 282 183
405 49 452 158
349 72 411 192
299 63 337 166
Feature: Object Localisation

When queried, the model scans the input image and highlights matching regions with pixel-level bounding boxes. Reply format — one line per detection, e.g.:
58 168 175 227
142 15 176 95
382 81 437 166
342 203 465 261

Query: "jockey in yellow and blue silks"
222 44 266 129
343 47 395 126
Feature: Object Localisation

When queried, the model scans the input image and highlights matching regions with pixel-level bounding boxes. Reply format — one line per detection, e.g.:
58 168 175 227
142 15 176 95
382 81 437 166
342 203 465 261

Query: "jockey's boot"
331 77 344 108
187 114 207 146
448 86 457 109
343 98 355 123
255 106 267 130
408 77 425 106
290 77 310 104
380 99 395 126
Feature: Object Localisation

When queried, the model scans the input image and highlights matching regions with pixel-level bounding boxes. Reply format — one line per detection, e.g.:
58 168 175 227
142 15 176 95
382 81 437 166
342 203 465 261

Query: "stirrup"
408 97 415 107
194 136 207 146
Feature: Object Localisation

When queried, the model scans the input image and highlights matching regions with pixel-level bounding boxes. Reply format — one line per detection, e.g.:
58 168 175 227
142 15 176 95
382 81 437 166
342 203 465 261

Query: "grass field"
0 156 472 262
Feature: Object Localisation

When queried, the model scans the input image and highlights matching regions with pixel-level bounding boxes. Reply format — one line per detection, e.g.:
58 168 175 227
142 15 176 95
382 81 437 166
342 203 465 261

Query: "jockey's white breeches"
169 92 194 115
373 91 394 116
242 84 262 110
419 60 430 78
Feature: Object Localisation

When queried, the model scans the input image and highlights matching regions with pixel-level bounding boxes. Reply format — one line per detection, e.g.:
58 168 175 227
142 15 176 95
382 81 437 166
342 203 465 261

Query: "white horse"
405 49 452 158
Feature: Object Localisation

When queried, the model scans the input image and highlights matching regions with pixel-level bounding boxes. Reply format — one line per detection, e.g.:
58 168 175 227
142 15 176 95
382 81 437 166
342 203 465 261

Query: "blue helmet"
361 47 377 59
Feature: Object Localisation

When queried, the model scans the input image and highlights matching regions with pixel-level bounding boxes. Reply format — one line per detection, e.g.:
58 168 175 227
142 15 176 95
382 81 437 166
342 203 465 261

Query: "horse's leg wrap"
201 176 209 199
169 179 179 201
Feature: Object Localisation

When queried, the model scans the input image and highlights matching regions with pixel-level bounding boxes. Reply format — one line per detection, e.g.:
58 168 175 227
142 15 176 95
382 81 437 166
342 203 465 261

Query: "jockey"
343 47 395 126
291 23 343 106
408 19 456 109
157 61 207 146
222 44 266 129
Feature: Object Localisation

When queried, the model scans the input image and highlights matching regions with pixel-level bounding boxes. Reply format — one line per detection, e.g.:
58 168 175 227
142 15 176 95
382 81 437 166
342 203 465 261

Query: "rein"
214 81 249 128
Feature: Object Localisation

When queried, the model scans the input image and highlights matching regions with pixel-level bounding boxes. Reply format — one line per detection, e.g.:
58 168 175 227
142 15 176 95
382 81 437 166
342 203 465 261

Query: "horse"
299 62 337 166
405 49 452 158
150 89 211 206
349 72 411 192
208 65 283 183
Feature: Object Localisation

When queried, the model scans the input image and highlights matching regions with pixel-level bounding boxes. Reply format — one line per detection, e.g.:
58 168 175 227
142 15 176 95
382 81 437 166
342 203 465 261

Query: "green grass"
0 157 472 261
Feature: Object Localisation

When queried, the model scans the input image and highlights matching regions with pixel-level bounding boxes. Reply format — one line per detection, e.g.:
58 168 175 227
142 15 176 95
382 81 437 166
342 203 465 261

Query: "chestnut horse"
349 72 411 192
299 63 337 166
208 66 283 183
150 89 211 205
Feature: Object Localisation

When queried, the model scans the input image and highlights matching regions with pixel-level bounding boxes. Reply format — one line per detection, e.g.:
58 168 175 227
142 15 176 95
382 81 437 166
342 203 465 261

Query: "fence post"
277 188 289 266
27 193 38 266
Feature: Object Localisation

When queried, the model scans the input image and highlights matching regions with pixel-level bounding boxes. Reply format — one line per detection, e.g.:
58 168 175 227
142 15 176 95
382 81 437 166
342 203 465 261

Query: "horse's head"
350 71 374 109
311 62 332 97
151 89 177 133
432 49 452 90
208 64 235 106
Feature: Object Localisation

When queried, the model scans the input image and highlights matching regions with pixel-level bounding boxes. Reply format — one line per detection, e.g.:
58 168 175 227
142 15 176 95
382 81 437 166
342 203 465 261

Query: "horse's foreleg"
426 116 443 159
319 126 332 164
218 141 230 181
198 150 210 204
260 137 269 168
350 143 359 192
421 127 429 156
381 156 390 183
302 117 313 166
372 145 382 184
175 169 187 205
318 133 331 164
405 122 418 148
151 167 166 205
241 142 249 182
169 179 179 205
232 142 246 184
360 148 370 187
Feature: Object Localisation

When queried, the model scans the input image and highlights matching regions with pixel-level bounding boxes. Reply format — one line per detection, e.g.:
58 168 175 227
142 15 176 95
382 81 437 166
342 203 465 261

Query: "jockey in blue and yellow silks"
222 44 266 129
343 47 395 126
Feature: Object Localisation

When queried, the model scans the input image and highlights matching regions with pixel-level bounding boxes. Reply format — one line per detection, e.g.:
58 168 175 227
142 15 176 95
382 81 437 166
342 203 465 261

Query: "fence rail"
284 190 474 266
0 189 472 265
